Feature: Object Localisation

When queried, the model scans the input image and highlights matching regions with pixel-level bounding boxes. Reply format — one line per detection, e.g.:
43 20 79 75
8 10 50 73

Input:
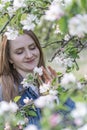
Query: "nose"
25 49 33 58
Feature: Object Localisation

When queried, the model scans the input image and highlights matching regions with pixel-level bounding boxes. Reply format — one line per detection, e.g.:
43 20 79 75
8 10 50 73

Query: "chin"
27 68 33 71
26 65 38 72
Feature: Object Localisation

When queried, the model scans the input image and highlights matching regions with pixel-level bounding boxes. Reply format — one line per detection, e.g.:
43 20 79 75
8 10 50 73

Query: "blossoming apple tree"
0 0 87 130
0 0 87 70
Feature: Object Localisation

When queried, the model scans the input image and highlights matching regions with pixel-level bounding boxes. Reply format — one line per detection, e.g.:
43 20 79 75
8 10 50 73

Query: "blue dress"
17 82 75 123
0 81 75 128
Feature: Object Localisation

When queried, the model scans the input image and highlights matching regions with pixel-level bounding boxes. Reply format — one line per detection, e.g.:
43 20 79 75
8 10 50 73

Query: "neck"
16 69 33 78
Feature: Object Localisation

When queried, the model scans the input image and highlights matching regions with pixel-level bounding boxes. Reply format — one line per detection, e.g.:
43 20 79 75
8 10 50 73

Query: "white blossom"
54 25 62 34
21 81 31 88
74 117 83 126
64 34 70 41
39 82 51 94
49 89 58 95
34 96 46 108
54 56 64 66
21 73 35 88
0 101 18 115
34 95 59 108
54 54 74 68
68 14 87 38
0 4 5 11
20 14 36 31
63 0 72 7
24 124 38 130
7 6 16 17
13 0 27 10
33 67 43 76
45 94 59 106
82 14 87 33
21 22 35 31
84 74 87 80
1 0 12 3
77 124 87 130
52 0 63 5
61 73 76 89
77 82 83 89
4 26 19 40
24 118 29 124
9 101 18 113
45 2 64 21
63 57 74 68
62 128 72 130
49 90 59 104
71 102 87 118
23 97 33 104
0 101 10 115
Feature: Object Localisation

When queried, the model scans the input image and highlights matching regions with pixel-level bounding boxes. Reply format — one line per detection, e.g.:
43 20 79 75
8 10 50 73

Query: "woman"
0 30 75 128
0 30 46 128
0 30 58 128
0 30 45 101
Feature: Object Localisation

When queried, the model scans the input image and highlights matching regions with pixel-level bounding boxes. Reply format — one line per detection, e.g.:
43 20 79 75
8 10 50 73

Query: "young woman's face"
9 34 40 77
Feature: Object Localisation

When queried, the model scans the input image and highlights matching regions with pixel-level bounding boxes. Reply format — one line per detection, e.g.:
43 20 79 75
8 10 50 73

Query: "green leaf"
80 0 87 10
58 16 68 34
27 110 37 117
14 96 21 103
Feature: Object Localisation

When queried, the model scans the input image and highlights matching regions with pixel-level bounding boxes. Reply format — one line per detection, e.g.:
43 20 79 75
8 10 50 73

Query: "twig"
42 40 62 48
49 36 74 61
44 23 53 41
0 15 15 34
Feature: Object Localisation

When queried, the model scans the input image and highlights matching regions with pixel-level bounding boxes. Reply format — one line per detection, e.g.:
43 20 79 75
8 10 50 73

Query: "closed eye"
15 49 24 55
16 51 23 54
29 44 36 50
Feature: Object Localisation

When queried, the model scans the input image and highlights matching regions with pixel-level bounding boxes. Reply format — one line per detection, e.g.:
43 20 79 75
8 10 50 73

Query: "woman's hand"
38 66 57 84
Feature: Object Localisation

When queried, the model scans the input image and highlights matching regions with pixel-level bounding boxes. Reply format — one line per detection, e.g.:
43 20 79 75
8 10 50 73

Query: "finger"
42 66 52 83
47 66 57 78
37 74 44 85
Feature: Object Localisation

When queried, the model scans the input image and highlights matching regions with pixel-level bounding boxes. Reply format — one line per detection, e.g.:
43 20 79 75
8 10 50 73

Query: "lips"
25 58 35 63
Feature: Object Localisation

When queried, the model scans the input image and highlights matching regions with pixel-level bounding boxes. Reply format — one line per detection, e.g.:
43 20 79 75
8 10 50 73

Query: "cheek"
34 49 40 57
10 55 22 63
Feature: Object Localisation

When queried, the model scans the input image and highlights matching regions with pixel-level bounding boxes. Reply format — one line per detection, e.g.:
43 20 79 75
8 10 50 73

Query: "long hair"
0 30 45 102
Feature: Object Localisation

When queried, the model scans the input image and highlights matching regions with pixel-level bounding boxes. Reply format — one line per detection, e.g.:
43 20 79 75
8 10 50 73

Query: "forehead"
9 34 35 49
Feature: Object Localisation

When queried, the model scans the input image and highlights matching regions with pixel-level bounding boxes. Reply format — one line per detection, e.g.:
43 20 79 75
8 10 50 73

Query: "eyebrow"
15 47 24 51
14 43 36 51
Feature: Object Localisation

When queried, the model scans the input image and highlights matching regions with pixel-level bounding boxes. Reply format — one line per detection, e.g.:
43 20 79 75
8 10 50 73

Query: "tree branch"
0 15 15 34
